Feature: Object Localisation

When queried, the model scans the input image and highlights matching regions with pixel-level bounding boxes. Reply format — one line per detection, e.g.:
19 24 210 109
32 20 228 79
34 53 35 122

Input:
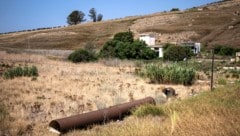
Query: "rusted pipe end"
49 120 61 132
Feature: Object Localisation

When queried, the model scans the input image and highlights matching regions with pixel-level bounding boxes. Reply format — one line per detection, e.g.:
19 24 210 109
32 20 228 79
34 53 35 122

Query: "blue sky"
0 0 219 33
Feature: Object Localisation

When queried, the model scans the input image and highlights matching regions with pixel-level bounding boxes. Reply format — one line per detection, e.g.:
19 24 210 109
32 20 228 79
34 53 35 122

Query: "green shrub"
139 64 196 85
115 40 157 59
99 40 119 58
170 8 180 12
163 45 194 61
132 104 165 117
100 39 157 60
0 104 8 122
113 31 133 43
214 45 239 56
218 78 227 85
68 49 97 63
3 66 38 79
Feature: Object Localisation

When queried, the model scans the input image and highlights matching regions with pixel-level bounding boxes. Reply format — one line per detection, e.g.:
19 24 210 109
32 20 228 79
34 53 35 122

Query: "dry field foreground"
0 51 209 135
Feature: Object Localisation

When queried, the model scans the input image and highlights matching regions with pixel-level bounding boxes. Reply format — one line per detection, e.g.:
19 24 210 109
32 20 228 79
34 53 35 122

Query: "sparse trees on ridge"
89 8 103 22
89 8 97 22
67 10 86 25
97 14 103 22
67 8 103 25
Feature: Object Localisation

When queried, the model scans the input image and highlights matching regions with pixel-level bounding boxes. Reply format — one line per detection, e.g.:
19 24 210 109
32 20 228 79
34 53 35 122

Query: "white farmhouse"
139 34 163 58
180 42 201 54
139 34 155 46
139 34 201 58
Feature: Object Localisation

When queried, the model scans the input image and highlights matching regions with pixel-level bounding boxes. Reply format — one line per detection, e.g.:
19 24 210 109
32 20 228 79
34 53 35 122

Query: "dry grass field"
0 51 211 136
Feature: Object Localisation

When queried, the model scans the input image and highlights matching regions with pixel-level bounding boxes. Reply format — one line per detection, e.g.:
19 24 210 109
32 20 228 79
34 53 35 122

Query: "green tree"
68 49 97 63
99 33 157 60
97 14 103 22
170 8 180 12
163 45 194 61
113 31 134 43
214 45 239 56
99 40 120 58
89 8 103 22
67 10 86 25
89 8 97 22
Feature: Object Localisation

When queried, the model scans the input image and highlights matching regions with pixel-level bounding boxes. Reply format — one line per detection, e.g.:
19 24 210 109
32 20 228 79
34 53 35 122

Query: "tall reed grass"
139 64 196 85
3 65 38 79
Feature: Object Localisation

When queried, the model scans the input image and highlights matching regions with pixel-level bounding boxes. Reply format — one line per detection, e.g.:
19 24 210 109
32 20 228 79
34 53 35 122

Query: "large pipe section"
49 97 156 133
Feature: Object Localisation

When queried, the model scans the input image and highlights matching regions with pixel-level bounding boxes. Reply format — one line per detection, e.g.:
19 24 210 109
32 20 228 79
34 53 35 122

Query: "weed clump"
68 49 97 63
139 64 196 85
132 104 165 117
3 65 38 79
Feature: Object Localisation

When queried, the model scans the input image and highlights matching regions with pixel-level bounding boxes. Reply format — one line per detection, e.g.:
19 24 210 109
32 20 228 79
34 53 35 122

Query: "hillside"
0 0 240 50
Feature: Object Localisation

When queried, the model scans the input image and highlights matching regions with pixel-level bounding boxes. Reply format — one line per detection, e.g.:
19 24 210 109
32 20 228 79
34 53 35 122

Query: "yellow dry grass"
0 51 209 135
67 83 240 136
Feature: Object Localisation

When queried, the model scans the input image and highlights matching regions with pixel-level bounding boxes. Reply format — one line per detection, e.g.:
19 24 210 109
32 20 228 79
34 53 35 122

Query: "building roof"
139 33 154 37
148 45 164 48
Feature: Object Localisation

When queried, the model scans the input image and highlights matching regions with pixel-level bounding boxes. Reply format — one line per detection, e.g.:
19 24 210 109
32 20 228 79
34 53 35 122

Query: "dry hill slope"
0 0 239 50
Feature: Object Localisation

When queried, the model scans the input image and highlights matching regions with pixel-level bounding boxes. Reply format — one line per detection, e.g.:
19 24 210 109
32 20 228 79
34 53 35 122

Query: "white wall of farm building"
139 35 155 46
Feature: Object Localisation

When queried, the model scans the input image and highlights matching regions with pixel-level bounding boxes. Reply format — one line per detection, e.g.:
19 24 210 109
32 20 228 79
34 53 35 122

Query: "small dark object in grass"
162 87 177 97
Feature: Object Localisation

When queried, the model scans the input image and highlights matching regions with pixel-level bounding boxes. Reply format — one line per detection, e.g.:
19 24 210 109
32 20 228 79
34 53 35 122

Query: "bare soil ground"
0 51 210 135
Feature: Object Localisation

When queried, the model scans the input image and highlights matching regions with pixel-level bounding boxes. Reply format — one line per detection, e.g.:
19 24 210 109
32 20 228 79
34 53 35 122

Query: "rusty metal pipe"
49 97 155 133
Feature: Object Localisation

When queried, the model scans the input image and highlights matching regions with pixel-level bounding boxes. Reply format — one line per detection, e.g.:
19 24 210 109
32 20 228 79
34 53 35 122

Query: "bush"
68 49 97 63
139 64 196 85
218 78 227 85
132 104 165 117
113 31 133 43
214 45 239 56
163 45 194 61
0 104 8 123
115 40 157 59
3 66 38 79
100 39 157 60
170 8 180 12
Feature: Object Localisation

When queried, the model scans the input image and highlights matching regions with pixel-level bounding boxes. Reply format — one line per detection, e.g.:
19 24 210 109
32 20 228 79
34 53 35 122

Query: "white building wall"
158 48 163 58
194 43 201 54
139 35 155 46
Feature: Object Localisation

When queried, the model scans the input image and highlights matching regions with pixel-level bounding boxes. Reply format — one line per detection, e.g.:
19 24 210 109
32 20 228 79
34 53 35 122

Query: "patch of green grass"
0 104 8 123
218 78 227 85
139 63 196 85
132 104 166 117
3 65 38 79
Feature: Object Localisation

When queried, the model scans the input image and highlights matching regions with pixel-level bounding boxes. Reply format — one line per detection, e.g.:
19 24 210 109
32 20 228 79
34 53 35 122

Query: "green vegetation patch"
99 31 157 60
68 49 98 63
3 65 38 79
139 64 196 85
132 104 166 117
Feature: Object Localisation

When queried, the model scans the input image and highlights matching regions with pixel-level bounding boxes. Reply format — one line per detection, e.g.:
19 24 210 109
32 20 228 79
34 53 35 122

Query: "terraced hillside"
0 0 239 50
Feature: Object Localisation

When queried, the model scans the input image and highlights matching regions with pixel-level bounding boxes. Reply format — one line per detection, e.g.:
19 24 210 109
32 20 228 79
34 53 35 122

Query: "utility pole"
211 49 215 91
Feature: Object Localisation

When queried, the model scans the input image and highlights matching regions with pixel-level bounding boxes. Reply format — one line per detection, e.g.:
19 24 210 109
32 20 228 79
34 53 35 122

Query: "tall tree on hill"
97 14 103 22
89 8 103 22
89 8 97 22
67 10 86 25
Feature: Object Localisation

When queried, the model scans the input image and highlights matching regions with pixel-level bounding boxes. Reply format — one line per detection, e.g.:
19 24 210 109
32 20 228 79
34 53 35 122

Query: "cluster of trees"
170 8 180 12
214 45 239 56
68 31 158 63
67 8 103 25
163 43 194 61
99 31 157 60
